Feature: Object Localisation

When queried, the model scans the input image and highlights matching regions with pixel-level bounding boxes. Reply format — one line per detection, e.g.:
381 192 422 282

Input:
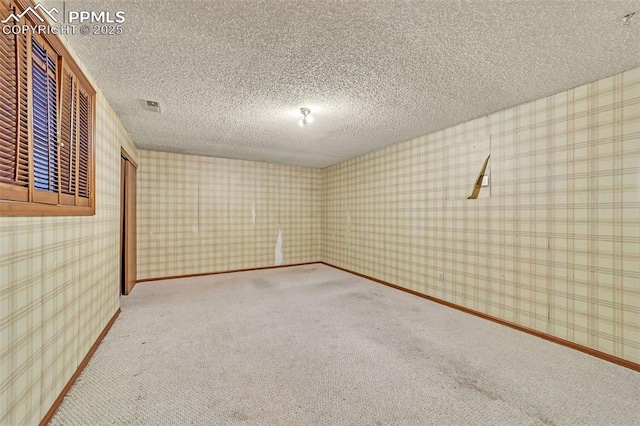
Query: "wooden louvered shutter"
1 1 96 216
77 87 91 205
57 63 92 207
58 66 76 205
0 0 29 202
31 35 58 204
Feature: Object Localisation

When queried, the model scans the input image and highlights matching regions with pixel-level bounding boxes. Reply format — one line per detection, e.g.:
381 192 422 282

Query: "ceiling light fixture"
299 107 313 126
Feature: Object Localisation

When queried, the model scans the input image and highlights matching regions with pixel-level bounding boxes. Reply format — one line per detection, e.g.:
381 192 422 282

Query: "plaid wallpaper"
1 61 637 426
0 93 138 425
323 67 640 364
137 151 322 280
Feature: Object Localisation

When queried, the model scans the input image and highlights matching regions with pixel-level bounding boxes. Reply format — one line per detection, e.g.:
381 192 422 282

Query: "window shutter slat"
0 0 18 185
48 65 57 193
16 30 29 186
78 89 90 198
59 69 76 195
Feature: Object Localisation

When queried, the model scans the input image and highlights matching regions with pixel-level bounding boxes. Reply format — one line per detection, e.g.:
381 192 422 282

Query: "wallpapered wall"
323 67 640 364
1 53 638 426
0 92 139 424
136 151 322 280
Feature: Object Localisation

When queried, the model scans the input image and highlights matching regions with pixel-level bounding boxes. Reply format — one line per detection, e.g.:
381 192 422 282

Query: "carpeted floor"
50 264 640 425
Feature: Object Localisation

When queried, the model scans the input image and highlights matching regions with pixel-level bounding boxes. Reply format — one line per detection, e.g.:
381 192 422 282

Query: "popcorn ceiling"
44 0 640 167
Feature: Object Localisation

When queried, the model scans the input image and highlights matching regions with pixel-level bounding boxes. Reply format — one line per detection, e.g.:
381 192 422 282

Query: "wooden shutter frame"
0 0 97 216
76 84 91 206
58 63 76 205
0 0 29 202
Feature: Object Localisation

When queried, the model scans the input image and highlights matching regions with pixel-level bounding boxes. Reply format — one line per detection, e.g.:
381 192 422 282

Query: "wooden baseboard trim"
40 308 121 426
136 262 322 283
321 262 640 373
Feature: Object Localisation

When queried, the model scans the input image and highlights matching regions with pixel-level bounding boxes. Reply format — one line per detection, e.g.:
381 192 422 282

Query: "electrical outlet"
438 272 444 282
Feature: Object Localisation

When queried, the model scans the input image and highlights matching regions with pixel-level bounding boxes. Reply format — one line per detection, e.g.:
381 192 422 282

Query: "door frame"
120 148 138 295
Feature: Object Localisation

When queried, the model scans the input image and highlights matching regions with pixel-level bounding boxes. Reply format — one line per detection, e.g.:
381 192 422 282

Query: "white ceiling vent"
145 100 161 113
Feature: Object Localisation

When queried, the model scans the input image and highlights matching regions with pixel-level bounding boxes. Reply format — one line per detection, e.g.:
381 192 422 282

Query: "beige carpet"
50 264 639 425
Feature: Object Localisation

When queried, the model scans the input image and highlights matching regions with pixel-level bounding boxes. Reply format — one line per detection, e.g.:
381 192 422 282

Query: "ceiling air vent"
145 100 161 113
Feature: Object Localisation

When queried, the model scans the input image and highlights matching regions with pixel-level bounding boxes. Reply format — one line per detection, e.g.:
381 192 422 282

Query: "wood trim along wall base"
136 262 322 283
39 308 121 426
320 262 640 373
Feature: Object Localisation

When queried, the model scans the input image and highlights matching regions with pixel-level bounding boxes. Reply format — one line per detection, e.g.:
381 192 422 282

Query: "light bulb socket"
299 107 312 126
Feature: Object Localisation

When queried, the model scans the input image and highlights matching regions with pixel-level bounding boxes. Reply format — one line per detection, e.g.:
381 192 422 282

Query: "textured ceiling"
43 0 640 167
